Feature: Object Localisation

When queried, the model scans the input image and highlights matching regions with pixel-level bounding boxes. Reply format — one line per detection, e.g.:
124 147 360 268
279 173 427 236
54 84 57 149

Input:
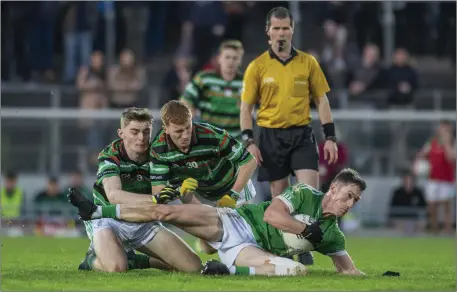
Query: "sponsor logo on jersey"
263 77 275 84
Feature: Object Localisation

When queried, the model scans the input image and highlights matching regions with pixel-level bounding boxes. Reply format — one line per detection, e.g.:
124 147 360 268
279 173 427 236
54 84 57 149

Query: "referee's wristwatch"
241 129 255 147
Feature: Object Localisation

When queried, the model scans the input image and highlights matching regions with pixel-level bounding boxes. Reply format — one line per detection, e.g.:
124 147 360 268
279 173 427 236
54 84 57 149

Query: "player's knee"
198 239 218 255
268 256 307 276
103 260 128 273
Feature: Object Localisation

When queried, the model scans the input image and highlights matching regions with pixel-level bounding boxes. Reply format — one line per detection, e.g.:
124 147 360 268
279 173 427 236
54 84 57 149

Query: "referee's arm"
240 62 263 164
310 56 338 164
240 62 258 131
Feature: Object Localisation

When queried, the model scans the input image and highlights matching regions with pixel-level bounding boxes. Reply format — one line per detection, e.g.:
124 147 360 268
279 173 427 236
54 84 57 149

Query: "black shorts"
257 125 319 182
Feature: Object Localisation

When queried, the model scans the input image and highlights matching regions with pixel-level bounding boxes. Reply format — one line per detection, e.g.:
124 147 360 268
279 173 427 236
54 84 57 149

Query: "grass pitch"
1 236 455 291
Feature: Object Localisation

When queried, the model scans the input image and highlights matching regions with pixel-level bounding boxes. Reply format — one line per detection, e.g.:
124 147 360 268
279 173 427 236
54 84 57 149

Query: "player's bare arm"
180 192 202 204
330 253 366 276
263 198 307 234
103 176 154 204
231 156 257 193
151 184 167 196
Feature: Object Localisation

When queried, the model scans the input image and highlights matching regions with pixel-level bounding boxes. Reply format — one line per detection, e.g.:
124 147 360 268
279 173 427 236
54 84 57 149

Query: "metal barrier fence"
1 84 455 110
1 107 455 177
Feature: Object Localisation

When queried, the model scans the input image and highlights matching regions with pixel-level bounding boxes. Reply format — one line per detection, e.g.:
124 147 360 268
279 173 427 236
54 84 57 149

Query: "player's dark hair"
5 171 17 180
120 107 154 128
439 119 452 126
332 168 367 192
265 6 294 31
48 176 59 184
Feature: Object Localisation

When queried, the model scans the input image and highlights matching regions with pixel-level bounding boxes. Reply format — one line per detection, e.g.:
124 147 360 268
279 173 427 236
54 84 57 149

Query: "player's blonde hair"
120 107 153 128
219 40 244 55
160 100 192 127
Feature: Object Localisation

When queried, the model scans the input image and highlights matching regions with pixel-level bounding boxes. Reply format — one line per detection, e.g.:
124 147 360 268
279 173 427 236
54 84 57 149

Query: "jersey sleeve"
180 72 203 108
275 186 306 213
315 223 347 256
149 153 171 186
309 55 331 101
96 153 121 185
241 61 260 105
217 126 253 166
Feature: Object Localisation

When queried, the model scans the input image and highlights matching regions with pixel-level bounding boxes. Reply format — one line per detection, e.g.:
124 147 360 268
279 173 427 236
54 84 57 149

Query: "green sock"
84 253 96 270
101 205 118 219
128 254 150 270
229 266 252 275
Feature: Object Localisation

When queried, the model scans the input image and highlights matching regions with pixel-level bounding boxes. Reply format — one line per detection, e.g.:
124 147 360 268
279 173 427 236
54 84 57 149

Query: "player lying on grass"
76 107 202 273
149 100 258 253
69 168 366 276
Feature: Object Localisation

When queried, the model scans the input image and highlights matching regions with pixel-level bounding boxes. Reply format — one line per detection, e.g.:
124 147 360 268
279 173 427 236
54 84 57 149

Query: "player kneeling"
69 168 366 276
73 107 202 273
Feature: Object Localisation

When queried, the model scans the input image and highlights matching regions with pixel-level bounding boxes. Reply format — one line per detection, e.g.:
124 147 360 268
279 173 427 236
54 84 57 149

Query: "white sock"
116 205 121 219
270 256 306 276
91 206 102 219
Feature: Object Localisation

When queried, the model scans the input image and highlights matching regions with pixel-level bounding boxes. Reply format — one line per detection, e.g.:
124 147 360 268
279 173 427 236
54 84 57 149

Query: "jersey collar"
268 47 298 66
165 124 199 153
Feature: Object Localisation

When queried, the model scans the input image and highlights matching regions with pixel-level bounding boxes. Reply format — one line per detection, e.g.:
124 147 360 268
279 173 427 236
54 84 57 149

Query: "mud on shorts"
207 208 261 268
84 218 163 252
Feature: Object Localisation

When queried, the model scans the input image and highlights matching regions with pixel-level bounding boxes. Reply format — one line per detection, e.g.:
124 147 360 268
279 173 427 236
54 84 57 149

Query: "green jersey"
149 122 253 200
181 70 243 138
93 139 151 206
236 184 346 257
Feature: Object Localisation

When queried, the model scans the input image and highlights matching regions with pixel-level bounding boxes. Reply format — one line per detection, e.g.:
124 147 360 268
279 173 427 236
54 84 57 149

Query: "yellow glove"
179 178 198 196
216 195 237 208
151 186 180 204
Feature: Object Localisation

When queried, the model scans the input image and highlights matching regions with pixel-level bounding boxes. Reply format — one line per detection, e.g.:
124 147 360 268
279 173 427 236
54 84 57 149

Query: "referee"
240 7 338 266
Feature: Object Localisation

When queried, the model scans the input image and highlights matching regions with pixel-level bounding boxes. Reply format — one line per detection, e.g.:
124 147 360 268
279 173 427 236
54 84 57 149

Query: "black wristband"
241 129 254 142
322 123 336 139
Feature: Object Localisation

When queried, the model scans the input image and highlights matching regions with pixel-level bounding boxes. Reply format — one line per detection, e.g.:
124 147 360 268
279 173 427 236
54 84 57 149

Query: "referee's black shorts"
257 125 319 182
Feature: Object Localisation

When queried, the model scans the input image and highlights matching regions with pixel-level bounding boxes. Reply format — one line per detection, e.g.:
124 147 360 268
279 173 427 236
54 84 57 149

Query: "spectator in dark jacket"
348 43 385 96
389 172 427 234
386 48 418 107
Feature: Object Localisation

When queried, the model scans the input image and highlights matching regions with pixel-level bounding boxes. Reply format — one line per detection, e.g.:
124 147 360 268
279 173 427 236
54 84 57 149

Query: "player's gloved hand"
300 220 323 247
216 190 240 208
216 195 237 208
151 186 180 204
179 178 198 196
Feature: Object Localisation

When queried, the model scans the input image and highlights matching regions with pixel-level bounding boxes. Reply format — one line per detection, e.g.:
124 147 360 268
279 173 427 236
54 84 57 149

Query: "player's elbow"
106 190 120 204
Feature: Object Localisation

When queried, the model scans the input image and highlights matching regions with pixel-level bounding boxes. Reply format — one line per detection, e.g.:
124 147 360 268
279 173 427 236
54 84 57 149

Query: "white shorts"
425 180 456 202
207 208 260 268
236 179 257 207
84 218 163 250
